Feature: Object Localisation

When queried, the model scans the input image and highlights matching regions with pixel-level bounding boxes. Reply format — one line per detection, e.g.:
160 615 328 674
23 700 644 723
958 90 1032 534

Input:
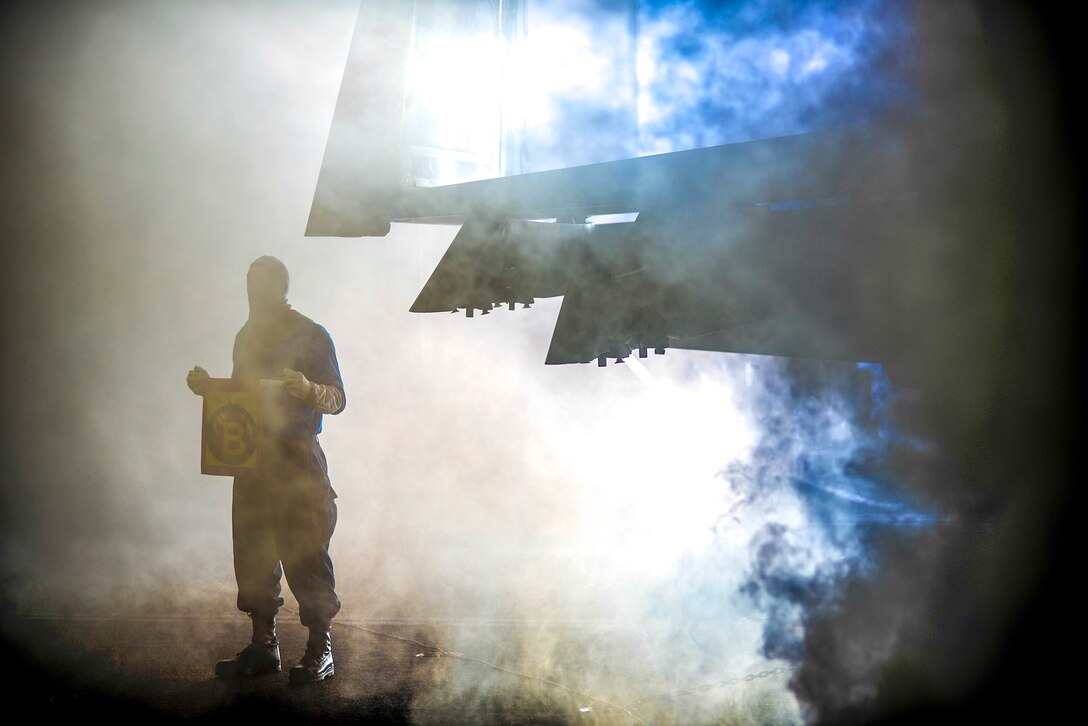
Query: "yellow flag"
201 379 261 477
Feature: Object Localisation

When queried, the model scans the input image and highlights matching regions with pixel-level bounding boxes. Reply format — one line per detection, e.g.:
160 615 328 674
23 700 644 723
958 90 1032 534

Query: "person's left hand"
282 368 313 400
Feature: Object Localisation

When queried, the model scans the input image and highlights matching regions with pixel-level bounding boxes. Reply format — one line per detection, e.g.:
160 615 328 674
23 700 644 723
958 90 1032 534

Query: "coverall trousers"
232 436 340 627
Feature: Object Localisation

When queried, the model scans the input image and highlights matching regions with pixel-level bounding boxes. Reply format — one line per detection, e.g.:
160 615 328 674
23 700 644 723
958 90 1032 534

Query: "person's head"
247 256 289 312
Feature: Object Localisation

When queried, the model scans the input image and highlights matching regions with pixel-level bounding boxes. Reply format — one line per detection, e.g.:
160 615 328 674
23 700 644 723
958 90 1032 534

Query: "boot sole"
288 664 335 685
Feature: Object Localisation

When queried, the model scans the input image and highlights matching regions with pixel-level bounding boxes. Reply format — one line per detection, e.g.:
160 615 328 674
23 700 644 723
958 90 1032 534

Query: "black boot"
289 625 334 684
215 613 281 677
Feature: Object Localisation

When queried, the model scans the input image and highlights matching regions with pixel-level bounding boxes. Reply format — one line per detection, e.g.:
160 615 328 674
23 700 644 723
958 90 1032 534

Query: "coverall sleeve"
307 326 346 415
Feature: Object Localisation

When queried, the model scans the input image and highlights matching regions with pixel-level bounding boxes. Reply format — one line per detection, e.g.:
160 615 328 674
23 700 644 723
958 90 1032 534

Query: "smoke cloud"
0 1 1078 724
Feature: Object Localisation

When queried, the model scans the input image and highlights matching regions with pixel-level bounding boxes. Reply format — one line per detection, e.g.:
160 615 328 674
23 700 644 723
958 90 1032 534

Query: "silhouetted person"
187 256 345 684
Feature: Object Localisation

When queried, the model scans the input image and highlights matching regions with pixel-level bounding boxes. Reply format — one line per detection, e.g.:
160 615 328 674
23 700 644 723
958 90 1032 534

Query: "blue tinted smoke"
733 358 941 668
636 0 916 154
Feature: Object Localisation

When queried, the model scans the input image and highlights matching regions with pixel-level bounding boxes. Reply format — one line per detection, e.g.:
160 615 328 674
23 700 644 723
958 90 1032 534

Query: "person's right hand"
187 365 209 395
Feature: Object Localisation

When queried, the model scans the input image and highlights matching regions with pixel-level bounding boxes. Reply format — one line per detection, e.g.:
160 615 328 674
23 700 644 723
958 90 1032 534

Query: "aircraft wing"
403 124 932 383
307 1 959 384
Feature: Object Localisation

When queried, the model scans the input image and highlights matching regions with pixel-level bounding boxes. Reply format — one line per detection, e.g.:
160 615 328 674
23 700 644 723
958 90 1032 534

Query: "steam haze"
0 1 1079 724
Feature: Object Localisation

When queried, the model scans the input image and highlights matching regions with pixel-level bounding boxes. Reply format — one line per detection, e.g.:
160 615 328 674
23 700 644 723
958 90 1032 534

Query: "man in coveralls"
186 256 345 684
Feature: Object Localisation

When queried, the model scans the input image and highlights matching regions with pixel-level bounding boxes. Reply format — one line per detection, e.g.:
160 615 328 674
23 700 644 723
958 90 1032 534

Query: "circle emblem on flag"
208 403 257 465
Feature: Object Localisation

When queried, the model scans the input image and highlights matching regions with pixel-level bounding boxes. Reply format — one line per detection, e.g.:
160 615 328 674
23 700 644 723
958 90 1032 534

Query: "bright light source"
403 24 502 186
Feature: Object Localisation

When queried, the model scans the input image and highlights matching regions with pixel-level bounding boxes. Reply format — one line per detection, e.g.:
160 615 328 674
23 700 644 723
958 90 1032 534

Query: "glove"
282 368 313 401
282 368 344 414
187 365 209 395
